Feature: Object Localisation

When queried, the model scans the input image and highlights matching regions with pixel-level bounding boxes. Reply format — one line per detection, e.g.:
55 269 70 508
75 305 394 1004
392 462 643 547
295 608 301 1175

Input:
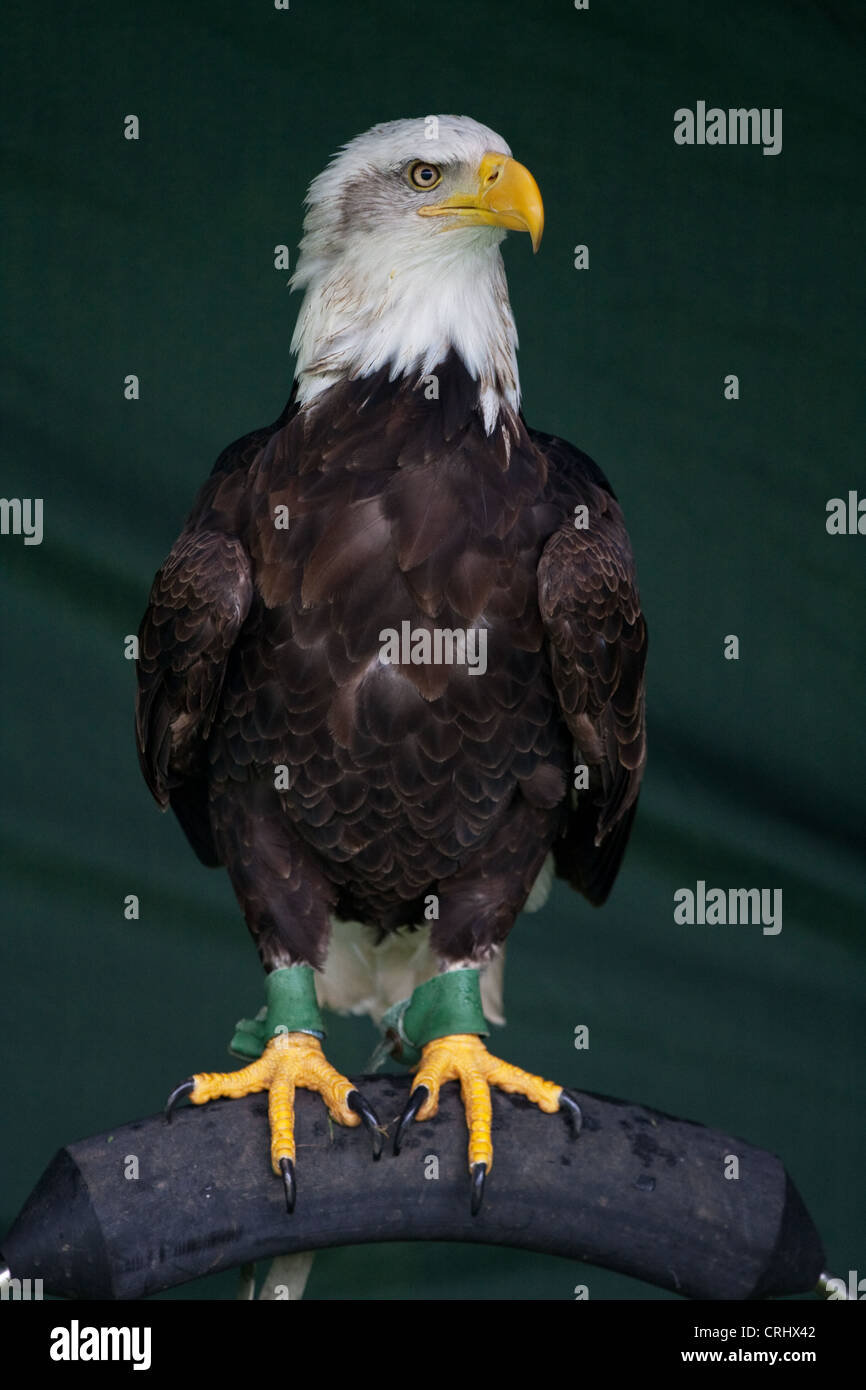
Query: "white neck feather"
290 226 521 434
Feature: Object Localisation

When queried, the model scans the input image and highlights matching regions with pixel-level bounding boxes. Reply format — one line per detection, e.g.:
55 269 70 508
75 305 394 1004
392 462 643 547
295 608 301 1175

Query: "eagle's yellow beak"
418 152 544 252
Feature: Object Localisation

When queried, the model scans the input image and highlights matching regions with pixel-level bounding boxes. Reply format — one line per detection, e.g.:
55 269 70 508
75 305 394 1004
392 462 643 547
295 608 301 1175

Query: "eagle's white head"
290 115 544 433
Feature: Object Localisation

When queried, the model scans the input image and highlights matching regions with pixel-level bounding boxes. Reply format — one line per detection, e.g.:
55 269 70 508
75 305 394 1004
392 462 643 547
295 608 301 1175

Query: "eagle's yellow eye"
408 161 442 191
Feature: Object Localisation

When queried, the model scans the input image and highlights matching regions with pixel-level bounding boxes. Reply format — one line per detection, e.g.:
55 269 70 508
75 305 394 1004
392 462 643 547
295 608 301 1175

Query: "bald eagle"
138 116 647 1214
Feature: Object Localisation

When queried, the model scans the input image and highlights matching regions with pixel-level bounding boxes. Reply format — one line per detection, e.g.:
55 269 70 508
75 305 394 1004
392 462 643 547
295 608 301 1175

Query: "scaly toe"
163 1034 369 1213
401 1035 577 1195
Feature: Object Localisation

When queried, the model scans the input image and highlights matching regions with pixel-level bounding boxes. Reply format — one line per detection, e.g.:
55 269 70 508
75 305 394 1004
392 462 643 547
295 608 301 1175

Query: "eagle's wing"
135 526 253 865
135 403 295 864
535 432 647 905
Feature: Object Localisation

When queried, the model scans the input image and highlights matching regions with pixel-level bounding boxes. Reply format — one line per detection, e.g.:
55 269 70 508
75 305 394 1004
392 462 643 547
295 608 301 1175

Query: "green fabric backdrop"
2 0 863 1300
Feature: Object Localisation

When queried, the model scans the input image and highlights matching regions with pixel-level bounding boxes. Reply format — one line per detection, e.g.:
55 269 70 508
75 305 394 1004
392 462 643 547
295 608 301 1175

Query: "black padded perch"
1 1075 825 1300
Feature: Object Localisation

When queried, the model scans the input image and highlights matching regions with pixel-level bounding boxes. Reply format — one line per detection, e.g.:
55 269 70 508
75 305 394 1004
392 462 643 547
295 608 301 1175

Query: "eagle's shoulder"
209 390 299 480
527 426 618 504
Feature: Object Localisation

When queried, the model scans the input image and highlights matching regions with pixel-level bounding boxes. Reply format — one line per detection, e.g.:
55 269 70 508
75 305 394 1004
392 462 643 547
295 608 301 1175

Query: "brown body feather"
136 354 646 972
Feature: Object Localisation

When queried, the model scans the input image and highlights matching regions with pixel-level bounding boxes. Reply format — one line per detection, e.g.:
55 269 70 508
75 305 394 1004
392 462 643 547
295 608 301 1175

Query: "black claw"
393 1084 429 1155
348 1090 384 1160
470 1162 487 1216
559 1089 583 1137
164 1079 195 1123
279 1157 296 1215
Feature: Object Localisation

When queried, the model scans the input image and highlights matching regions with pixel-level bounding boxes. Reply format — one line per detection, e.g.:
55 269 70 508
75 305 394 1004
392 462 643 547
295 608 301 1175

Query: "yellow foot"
393 1034 581 1214
165 1033 383 1212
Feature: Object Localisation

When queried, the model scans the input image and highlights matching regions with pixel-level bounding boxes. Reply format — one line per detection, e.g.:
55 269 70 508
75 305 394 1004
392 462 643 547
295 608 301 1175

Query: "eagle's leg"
166 967 383 1212
391 807 581 1211
391 969 581 1214
166 803 382 1211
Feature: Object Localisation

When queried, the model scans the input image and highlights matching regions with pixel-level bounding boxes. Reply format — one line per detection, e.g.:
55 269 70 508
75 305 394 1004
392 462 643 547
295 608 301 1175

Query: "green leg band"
229 965 324 1060
405 968 489 1045
373 968 489 1068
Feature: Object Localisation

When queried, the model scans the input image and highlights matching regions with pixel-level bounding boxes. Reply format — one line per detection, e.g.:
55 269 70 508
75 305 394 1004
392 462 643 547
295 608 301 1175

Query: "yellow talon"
409 1033 563 1173
189 1032 360 1175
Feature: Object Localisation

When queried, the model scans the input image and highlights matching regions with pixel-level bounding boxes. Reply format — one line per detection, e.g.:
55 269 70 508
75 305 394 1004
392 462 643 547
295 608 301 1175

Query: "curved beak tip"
483 153 544 253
